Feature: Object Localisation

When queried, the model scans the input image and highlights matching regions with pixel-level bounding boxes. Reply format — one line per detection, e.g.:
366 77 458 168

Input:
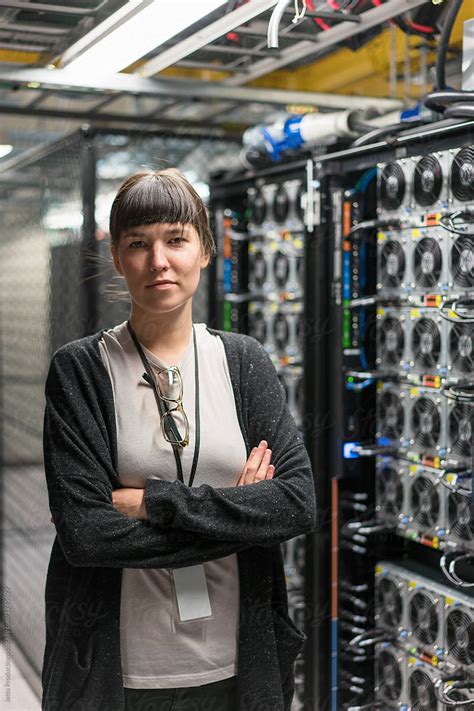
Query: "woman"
42 168 316 711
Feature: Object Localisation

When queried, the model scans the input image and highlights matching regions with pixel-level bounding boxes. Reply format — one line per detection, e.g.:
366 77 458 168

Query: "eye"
128 240 146 248
169 236 186 245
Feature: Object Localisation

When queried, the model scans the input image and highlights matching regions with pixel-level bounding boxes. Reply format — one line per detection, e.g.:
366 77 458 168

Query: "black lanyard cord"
126 320 200 488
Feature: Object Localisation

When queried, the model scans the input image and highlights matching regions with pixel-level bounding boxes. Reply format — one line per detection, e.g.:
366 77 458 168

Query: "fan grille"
380 241 406 287
414 238 442 288
448 492 473 542
273 251 290 287
380 162 406 210
410 476 440 528
274 184 289 224
376 578 403 628
273 313 290 352
414 155 443 206
412 318 441 370
379 317 404 364
451 147 474 202
448 404 472 458
249 189 266 225
449 323 473 374
252 251 267 287
379 391 404 439
409 669 437 710
411 397 441 449
377 466 403 522
446 608 473 665
450 235 474 288
249 311 267 344
409 592 439 645
377 650 403 701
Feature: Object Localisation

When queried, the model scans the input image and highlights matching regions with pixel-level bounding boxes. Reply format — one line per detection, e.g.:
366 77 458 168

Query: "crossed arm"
44 338 316 568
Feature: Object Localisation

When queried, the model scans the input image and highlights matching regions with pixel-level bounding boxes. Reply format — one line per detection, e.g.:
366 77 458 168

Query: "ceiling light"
61 0 228 75
0 144 13 158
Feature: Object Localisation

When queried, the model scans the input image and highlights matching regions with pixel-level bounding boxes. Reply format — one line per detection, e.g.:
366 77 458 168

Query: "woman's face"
111 222 210 317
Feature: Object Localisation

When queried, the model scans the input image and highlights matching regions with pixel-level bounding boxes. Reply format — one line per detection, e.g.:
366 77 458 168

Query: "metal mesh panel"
0 129 240 683
0 133 84 677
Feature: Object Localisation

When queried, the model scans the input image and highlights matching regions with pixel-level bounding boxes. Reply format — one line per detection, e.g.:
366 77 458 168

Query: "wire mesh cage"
0 127 240 677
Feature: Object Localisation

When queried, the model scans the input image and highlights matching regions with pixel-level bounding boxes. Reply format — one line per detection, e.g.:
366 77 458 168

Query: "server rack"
210 158 332 710
211 119 473 711
312 119 474 711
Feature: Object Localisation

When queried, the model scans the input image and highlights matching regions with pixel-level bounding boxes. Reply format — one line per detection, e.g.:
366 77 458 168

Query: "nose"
148 242 170 272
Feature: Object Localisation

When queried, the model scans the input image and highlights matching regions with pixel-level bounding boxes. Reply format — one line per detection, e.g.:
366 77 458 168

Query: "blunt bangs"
109 169 216 258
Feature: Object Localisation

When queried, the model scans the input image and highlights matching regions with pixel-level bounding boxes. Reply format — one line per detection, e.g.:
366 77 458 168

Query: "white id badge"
172 565 212 622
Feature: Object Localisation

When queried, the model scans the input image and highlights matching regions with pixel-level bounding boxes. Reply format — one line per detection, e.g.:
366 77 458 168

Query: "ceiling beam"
0 0 98 14
139 0 279 78
0 67 402 110
225 0 431 86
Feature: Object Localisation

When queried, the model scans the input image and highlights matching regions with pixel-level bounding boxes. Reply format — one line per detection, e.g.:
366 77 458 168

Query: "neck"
129 303 193 362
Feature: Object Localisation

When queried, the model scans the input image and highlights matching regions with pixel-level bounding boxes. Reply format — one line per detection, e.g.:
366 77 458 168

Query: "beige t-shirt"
98 321 247 688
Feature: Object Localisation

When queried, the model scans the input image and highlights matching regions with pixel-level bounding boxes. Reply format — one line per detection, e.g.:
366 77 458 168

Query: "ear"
110 244 124 276
200 250 211 269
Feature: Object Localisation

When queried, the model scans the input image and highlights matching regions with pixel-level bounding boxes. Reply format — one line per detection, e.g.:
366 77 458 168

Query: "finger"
266 465 275 480
242 441 268 485
237 448 256 485
254 449 272 481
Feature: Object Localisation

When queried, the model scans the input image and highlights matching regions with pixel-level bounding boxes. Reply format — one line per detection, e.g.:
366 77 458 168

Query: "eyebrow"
122 226 186 239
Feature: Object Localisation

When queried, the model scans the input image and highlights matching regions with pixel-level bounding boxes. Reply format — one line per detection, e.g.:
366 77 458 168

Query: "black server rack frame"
210 156 332 711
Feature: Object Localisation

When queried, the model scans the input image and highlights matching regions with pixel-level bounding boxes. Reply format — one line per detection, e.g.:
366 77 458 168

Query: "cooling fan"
411 397 441 449
273 251 290 288
248 309 267 344
273 184 289 224
450 235 474 288
379 391 404 439
248 188 266 226
448 404 472 458
380 162 406 210
376 465 403 523
409 591 439 646
376 577 403 629
413 238 442 288
448 492 473 543
413 155 443 207
251 250 267 288
409 476 440 528
408 668 437 711
380 241 406 287
411 318 441 370
273 312 290 352
379 316 405 365
449 323 473 374
446 608 473 666
376 649 403 701
451 147 474 203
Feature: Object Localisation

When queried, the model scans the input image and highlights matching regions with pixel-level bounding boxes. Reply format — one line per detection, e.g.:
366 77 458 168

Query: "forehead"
121 222 198 238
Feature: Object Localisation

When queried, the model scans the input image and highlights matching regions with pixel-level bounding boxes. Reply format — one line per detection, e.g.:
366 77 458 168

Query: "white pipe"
267 0 292 48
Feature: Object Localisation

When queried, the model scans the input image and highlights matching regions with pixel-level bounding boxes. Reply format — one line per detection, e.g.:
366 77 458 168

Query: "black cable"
444 103 474 120
436 0 463 91
350 122 422 148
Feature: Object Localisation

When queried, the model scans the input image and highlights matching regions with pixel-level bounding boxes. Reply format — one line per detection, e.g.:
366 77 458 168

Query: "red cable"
408 20 436 35
306 0 331 31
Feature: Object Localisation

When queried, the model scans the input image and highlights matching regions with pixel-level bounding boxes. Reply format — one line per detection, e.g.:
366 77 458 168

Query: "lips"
147 280 176 287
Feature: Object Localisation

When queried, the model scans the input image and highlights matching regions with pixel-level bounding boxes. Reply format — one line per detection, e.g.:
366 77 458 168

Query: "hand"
237 440 275 486
112 487 148 520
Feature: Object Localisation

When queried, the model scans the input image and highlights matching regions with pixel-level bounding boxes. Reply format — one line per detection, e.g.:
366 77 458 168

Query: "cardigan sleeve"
144 335 317 546
43 346 251 569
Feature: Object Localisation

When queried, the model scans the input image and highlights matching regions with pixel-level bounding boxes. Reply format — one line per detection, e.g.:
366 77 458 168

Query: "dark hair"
109 168 216 258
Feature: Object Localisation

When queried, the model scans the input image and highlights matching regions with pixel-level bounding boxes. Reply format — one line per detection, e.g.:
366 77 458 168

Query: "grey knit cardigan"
41 325 317 711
